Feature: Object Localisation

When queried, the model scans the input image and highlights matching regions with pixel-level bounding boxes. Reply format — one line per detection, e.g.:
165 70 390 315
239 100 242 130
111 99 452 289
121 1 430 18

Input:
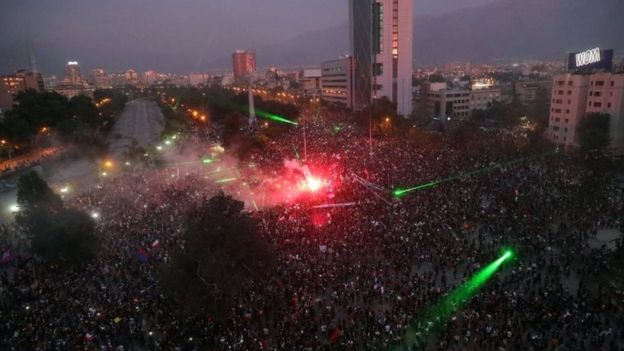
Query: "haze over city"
1 0 623 350
2 0 622 73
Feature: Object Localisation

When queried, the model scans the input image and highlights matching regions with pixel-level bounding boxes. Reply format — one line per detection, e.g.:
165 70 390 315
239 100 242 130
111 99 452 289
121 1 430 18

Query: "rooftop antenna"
29 41 38 73
248 74 257 128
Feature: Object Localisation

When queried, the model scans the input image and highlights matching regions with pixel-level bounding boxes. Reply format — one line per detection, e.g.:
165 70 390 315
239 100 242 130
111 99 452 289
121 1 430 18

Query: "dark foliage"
16 171 99 264
161 192 275 318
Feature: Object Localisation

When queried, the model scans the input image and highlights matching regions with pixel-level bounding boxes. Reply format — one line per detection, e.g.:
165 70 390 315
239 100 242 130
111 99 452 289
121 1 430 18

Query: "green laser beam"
393 182 436 197
252 200 259 211
398 249 515 350
241 104 298 125
393 152 554 198
256 110 299 125
165 159 215 167
215 178 237 184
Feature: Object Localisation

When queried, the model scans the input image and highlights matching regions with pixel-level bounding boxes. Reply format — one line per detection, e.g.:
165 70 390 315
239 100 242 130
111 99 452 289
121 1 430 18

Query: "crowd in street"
0 147 64 177
1 114 623 350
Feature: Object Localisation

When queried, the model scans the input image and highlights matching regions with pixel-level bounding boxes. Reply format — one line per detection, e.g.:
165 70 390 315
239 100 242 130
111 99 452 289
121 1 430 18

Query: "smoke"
154 139 331 211
283 158 312 178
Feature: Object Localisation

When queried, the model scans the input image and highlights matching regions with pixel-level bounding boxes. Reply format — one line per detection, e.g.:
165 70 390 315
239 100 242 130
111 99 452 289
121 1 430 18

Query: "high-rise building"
55 61 93 98
300 69 322 96
188 72 211 87
1 70 44 96
143 70 159 86
350 0 373 111
65 61 83 84
350 0 413 116
0 80 13 112
90 69 113 89
423 82 501 121
16 69 45 91
321 57 356 109
232 50 256 82
124 69 139 86
548 72 624 155
0 69 45 111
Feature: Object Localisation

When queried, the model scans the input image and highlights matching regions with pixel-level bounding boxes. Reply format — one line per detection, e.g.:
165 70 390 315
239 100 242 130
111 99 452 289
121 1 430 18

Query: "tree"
578 113 611 154
16 171 99 264
161 192 275 317
428 74 445 83
471 98 527 127
0 90 110 148
30 208 98 263
577 113 614 189
222 112 243 147
0 90 70 144
530 87 551 129
16 171 64 227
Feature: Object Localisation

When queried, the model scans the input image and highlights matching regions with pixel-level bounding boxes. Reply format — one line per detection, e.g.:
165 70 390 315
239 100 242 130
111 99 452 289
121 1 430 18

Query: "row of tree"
0 89 127 149
15 171 99 264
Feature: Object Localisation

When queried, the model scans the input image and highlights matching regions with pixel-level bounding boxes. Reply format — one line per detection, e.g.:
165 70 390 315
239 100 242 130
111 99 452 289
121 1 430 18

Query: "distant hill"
412 0 624 64
228 0 624 68
208 24 350 69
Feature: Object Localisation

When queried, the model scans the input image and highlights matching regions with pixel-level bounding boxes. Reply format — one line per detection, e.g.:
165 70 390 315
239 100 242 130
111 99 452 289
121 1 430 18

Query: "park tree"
16 171 99 264
0 90 110 147
530 87 551 129
578 113 611 155
161 192 275 317
577 113 614 193
0 90 70 144
428 73 446 83
221 112 244 147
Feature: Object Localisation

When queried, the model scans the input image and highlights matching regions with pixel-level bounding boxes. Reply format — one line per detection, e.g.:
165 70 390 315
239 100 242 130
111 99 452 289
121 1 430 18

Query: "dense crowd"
0 147 63 177
1 112 623 350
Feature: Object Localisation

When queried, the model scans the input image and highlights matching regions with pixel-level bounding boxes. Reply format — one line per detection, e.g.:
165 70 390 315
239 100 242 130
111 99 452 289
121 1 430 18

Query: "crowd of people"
0 146 64 178
1 109 623 350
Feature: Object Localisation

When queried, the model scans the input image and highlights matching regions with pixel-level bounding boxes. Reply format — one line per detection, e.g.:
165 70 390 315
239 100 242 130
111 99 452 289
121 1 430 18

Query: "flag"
1 249 13 263
329 328 342 343
136 247 149 263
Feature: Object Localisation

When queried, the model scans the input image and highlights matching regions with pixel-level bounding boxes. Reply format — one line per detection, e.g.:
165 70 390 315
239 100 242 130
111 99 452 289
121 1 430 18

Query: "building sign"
568 48 613 72
575 48 601 67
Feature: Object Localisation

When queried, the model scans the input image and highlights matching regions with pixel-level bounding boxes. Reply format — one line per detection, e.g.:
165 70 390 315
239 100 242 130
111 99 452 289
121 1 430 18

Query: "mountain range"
2 0 622 73
242 0 624 68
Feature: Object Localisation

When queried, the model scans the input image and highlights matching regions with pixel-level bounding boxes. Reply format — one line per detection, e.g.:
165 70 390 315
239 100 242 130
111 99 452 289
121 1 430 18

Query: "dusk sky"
0 0 498 74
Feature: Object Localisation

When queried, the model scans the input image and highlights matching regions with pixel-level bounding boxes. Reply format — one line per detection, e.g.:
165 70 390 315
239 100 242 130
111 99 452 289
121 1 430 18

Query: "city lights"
1 2 620 349
304 175 323 192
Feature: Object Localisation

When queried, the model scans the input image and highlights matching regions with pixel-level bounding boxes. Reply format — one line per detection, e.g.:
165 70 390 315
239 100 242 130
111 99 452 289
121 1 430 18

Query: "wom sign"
568 48 614 72
575 48 601 67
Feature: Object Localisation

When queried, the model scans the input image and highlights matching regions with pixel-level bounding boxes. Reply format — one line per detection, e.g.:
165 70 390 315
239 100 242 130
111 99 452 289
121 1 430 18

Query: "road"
109 98 165 156
1 98 165 222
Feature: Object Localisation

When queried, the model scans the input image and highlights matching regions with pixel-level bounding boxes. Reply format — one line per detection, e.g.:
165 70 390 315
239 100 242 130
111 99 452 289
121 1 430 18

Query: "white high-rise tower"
350 0 413 116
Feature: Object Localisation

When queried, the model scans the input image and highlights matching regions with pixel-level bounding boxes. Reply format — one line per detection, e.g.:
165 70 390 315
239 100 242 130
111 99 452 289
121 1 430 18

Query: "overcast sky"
0 0 498 74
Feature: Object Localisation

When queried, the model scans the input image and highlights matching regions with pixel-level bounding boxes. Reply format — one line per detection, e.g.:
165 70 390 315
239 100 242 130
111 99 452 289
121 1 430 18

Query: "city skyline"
2 0 622 75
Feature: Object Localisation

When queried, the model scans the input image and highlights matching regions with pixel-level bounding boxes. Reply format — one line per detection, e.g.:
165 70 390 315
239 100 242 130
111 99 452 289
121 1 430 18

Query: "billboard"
568 48 614 71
